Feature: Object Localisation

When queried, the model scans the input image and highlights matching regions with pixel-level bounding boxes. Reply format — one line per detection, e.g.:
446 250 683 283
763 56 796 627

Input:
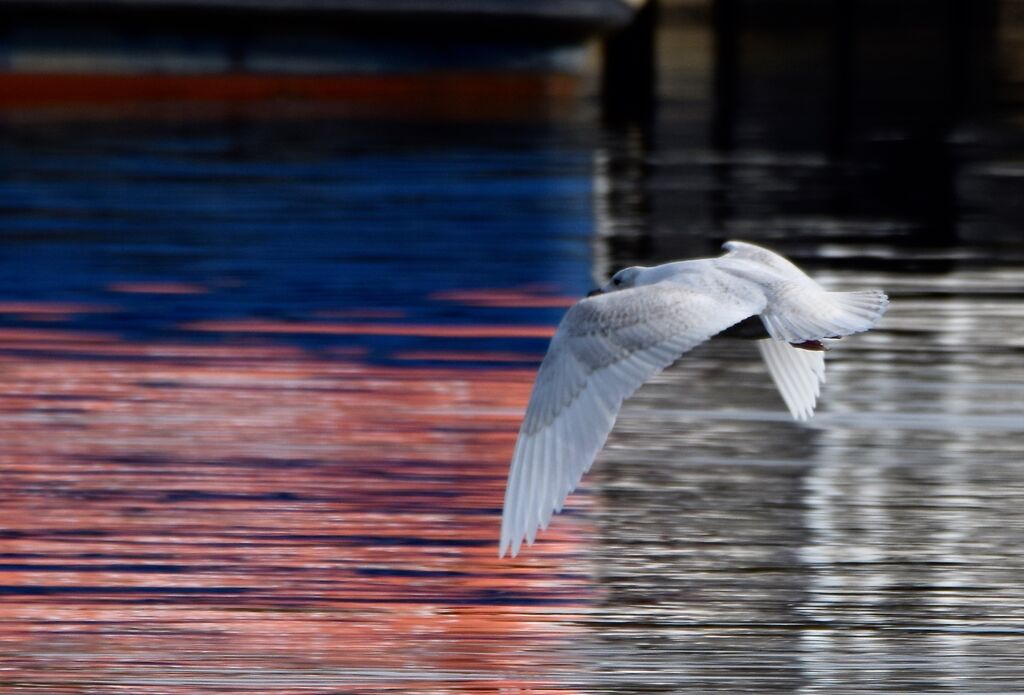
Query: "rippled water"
3 24 1024 695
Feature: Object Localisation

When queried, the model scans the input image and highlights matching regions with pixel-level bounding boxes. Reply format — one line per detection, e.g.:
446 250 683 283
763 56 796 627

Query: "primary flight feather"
500 240 888 558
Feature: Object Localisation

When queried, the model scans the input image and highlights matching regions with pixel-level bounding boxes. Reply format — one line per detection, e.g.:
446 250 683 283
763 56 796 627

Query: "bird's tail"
761 287 889 343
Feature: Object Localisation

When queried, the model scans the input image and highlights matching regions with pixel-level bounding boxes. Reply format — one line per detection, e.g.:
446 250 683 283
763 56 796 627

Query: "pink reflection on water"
182 318 557 339
0 301 119 321
432 285 577 308
0 318 592 691
393 350 543 363
107 281 210 295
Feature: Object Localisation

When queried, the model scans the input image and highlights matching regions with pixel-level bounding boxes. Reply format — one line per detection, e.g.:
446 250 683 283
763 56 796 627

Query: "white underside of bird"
499 240 889 558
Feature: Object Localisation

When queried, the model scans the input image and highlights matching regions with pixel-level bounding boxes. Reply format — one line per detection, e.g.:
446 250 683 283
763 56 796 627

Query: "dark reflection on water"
3 15 1024 695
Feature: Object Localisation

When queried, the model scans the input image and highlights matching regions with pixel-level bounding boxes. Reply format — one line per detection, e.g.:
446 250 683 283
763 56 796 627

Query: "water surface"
2 21 1024 695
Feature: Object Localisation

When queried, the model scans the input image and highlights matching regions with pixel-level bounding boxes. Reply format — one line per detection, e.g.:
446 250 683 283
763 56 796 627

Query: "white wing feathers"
500 240 889 558
756 339 825 421
500 284 760 558
722 240 889 343
759 286 889 343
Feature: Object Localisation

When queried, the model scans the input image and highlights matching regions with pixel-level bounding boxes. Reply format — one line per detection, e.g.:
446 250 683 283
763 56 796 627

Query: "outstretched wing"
500 284 762 558
720 241 885 420
756 339 825 421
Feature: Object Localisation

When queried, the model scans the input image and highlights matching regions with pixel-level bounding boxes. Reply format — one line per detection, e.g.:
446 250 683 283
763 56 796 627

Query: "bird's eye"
613 277 622 286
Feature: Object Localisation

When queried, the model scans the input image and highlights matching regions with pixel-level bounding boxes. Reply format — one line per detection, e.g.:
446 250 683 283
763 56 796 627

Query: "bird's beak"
586 288 603 297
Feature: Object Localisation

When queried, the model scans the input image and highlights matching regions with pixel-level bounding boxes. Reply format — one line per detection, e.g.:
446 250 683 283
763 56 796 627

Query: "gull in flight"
500 240 888 557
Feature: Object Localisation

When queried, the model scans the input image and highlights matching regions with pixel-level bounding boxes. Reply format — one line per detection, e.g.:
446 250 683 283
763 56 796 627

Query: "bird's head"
588 266 645 297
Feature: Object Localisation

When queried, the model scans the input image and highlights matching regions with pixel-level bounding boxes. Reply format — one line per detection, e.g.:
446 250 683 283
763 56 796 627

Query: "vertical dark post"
930 0 996 245
601 0 659 127
946 0 997 124
710 0 739 237
827 0 856 157
711 0 738 151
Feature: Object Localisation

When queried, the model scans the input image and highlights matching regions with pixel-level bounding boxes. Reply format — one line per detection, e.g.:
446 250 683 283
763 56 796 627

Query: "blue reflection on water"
0 120 596 357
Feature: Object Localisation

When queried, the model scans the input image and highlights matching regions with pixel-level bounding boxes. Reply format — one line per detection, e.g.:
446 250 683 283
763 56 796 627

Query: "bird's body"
499 241 888 558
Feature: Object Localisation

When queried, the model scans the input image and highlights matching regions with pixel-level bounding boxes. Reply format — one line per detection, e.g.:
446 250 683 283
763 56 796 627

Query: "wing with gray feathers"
499 284 762 558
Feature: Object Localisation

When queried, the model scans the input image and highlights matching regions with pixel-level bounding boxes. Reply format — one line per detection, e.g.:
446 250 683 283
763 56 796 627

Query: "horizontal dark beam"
0 0 640 40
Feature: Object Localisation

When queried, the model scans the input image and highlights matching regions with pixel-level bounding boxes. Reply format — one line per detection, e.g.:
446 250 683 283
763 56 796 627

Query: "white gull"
500 240 889 558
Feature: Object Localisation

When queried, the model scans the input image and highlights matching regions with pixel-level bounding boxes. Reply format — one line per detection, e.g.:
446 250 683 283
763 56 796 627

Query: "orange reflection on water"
0 302 119 326
0 322 592 691
182 318 557 339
